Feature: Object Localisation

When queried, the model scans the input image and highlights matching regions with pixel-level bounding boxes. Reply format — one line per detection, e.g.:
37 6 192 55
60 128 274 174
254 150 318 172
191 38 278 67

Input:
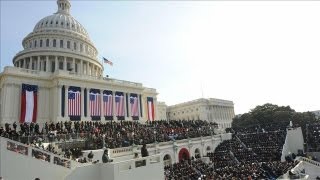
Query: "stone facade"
167 98 235 128
0 0 158 125
156 101 168 120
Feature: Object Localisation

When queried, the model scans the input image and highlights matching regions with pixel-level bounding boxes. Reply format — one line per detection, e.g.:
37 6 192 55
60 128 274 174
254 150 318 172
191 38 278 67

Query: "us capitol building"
0 0 234 128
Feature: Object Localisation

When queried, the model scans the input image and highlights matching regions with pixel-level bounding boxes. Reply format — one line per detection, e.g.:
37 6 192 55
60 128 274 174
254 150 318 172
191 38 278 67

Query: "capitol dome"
13 0 103 77
33 0 89 40
33 13 89 40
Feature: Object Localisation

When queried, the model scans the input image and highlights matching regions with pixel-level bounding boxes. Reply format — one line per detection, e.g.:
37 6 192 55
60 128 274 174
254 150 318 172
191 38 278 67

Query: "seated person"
141 144 149 157
102 149 113 163
88 151 94 162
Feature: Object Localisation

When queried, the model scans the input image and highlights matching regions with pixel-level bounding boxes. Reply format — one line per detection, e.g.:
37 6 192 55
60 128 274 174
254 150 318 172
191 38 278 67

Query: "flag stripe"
20 84 38 123
68 89 81 116
25 91 34 123
147 97 154 121
130 96 139 117
115 94 125 117
103 94 113 116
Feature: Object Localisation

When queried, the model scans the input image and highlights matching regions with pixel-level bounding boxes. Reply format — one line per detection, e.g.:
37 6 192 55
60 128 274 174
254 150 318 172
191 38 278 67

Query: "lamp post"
154 129 157 143
102 134 106 149
186 128 189 139
132 132 135 146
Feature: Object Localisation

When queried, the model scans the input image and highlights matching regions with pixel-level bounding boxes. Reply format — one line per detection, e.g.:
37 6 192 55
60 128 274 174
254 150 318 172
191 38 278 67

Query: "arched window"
46 39 49 47
53 39 56 47
80 44 83 52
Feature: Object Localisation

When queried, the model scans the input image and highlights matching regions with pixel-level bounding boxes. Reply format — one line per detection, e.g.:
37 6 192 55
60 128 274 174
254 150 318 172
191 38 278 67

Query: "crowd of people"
2 120 319 179
236 131 286 162
306 123 320 152
165 158 297 180
0 120 216 163
165 128 299 180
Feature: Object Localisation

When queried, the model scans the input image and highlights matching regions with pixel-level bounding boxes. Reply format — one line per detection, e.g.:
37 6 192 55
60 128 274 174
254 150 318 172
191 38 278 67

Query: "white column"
80 60 83 75
22 59 24 68
57 85 62 119
154 97 158 120
63 57 67 71
138 94 141 119
85 63 88 75
55 56 58 72
65 85 69 119
37 56 40 71
100 90 104 120
46 56 49 72
124 93 128 120
81 87 84 119
141 95 146 120
72 58 75 73
128 93 132 120
27 58 30 69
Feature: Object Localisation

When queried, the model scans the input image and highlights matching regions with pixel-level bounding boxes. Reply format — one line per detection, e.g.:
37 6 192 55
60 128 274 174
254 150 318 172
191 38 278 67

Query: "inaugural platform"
1 1 320 180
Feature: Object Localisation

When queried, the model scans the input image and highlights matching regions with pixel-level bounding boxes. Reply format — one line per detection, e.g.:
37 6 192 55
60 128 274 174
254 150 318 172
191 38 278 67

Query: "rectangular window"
67 62 71 71
32 61 35 70
59 61 63 70
34 40 37 48
46 39 49 47
40 40 43 47
67 41 70 49
80 44 83 52
51 61 55 72
53 39 56 47
60 40 63 48
74 42 76 50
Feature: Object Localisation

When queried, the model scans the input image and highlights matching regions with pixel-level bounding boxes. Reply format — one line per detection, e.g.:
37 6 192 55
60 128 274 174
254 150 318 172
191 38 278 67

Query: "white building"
167 98 235 128
0 0 158 126
156 101 168 120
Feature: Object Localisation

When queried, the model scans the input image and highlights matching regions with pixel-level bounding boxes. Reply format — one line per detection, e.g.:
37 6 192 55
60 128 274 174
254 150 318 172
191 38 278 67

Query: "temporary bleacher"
0 137 164 180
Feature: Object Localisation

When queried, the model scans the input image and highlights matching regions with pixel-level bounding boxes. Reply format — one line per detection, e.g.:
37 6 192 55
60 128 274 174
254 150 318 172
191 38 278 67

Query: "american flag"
115 95 125 117
103 57 113 66
68 90 81 116
130 96 139 117
20 84 38 123
103 94 113 116
90 92 101 116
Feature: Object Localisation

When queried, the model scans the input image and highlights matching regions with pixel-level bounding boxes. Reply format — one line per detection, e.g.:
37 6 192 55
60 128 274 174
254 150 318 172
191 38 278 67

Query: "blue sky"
1 0 320 114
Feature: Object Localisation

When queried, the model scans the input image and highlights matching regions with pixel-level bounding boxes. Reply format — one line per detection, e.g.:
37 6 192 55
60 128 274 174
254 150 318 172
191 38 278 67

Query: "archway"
178 148 190 162
163 154 172 167
195 148 201 159
206 146 211 152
